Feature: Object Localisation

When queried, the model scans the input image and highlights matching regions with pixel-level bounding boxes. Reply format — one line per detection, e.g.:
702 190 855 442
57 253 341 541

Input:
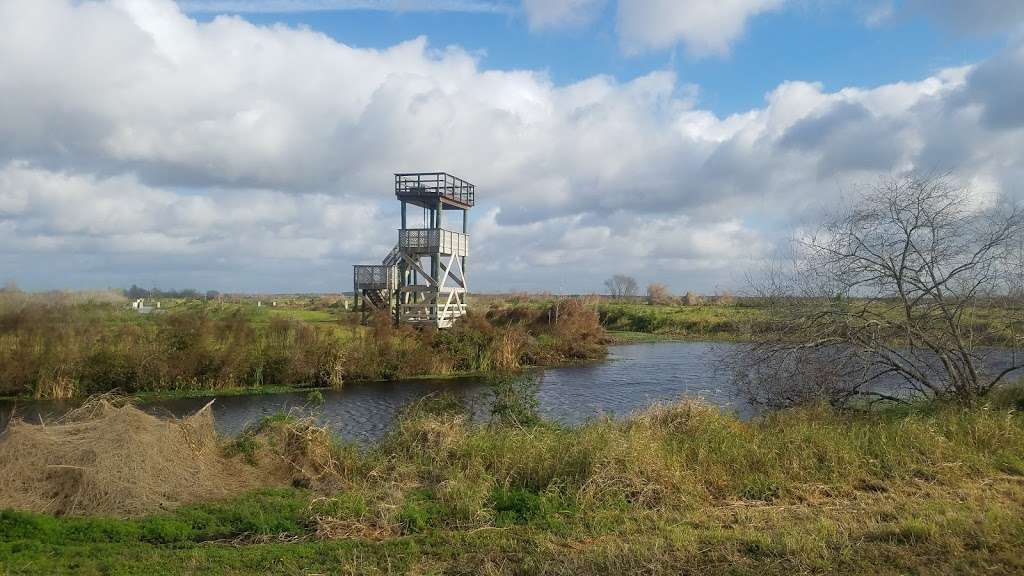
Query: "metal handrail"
382 243 401 267
395 172 475 206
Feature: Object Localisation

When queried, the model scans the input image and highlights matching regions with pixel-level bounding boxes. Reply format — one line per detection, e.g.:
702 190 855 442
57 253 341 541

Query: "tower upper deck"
395 172 475 210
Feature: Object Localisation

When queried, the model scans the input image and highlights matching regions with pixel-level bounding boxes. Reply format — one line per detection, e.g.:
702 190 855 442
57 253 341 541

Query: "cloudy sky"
2 0 1023 294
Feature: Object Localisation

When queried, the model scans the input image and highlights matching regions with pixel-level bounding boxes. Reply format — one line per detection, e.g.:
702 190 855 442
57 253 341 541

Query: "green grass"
166 299 344 325
3 397 1023 575
606 330 690 343
599 300 1024 347
599 302 769 341
128 385 312 402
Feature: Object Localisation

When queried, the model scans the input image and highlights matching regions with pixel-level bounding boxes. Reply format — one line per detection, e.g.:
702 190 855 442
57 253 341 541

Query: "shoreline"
604 330 756 344
0 362 574 404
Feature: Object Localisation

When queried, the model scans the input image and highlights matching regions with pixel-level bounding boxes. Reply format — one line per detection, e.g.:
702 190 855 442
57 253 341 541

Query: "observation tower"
353 172 473 328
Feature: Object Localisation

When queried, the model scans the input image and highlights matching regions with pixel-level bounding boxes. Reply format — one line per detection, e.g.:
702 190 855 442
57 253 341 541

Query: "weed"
306 389 325 405
487 372 540 427
490 486 543 526
398 490 442 534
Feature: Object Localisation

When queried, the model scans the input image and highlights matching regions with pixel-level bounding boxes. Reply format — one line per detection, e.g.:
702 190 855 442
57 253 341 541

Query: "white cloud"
521 0 605 30
616 0 784 56
0 161 383 258
1 0 1023 292
177 0 514 14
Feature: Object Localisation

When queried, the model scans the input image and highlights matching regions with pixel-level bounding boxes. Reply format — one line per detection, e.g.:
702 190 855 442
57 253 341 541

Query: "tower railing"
395 172 475 207
399 228 469 257
353 264 395 291
382 243 401 267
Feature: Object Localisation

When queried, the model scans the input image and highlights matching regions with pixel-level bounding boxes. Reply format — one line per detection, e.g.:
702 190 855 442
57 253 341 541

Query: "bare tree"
734 174 1024 407
605 275 639 299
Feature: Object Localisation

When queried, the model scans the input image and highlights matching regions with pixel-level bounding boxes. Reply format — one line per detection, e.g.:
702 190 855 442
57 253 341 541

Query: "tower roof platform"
395 172 475 210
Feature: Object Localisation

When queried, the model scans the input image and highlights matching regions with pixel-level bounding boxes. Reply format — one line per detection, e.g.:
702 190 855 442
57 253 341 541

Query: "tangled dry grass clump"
226 412 355 493
0 398 264 517
0 399 357 518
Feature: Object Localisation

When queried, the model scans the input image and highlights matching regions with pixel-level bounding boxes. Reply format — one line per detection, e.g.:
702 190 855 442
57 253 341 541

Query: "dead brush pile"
0 399 351 518
228 412 355 493
0 398 267 517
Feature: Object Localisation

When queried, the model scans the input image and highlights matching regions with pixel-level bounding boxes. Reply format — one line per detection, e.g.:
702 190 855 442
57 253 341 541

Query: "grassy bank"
0 293 605 400
477 294 769 342
598 302 768 341
2 392 1023 575
595 299 1024 344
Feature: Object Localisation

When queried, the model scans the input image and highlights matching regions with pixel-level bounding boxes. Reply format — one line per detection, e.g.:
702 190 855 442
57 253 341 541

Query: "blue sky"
1 0 1023 293
192 1 1004 115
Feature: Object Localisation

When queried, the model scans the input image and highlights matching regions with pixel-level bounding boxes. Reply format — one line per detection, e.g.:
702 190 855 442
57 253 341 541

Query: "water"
0 342 743 444
5 340 1019 444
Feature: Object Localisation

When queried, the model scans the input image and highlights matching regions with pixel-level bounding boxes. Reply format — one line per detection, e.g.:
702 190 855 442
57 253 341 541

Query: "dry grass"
0 398 369 519
0 398 265 516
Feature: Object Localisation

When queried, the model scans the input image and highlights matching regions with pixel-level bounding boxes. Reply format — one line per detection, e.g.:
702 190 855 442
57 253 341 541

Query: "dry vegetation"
347 298 606 381
476 291 772 342
0 291 606 399
0 300 346 398
0 398 262 516
1 389 1022 574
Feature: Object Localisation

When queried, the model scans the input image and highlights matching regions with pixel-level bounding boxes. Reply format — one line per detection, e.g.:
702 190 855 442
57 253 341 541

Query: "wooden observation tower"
353 172 474 328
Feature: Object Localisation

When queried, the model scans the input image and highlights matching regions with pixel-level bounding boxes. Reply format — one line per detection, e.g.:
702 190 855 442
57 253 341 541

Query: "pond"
0 342 744 444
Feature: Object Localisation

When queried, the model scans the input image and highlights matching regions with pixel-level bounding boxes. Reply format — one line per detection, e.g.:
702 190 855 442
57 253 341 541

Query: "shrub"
646 283 673 305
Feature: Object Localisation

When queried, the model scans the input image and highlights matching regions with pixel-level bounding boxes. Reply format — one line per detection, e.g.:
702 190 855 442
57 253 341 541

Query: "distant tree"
205 290 221 300
604 275 638 299
126 284 149 299
125 285 205 299
646 283 672 305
